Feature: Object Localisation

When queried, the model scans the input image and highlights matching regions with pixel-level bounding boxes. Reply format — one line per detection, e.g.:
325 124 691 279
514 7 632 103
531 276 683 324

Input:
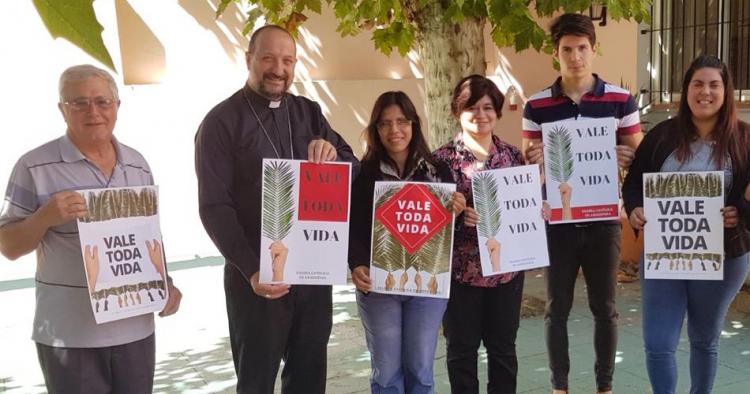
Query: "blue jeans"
641 252 750 394
357 291 448 394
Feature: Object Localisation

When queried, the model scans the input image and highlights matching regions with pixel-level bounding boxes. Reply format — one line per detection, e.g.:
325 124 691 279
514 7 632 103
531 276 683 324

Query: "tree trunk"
414 2 486 149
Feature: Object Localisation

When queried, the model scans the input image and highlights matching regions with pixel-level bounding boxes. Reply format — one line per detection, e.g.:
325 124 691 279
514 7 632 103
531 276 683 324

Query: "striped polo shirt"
522 74 640 140
0 135 155 347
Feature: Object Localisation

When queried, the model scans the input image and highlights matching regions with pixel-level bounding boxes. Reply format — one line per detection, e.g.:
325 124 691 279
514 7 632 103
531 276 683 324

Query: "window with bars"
642 0 750 103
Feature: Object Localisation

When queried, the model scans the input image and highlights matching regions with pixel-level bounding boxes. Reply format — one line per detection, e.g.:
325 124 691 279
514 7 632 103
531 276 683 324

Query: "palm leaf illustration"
686 174 695 197
644 176 654 199
375 183 401 207
371 183 407 272
416 222 452 275
262 161 296 241
708 173 721 197
371 220 407 272
420 185 454 275
427 185 452 207
473 172 502 239
546 125 574 183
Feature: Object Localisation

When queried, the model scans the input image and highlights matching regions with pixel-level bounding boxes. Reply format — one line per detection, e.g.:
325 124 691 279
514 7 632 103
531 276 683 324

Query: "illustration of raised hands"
269 241 289 282
146 239 166 280
398 271 408 291
83 245 99 292
385 272 395 291
558 183 573 220
427 274 438 294
486 238 501 272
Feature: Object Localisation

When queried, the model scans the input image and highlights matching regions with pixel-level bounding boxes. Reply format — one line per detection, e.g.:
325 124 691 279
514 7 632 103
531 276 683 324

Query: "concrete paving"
2 257 750 393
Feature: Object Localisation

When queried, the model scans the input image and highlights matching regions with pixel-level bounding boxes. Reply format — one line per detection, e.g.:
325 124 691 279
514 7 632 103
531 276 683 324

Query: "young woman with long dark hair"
623 55 750 394
348 91 465 393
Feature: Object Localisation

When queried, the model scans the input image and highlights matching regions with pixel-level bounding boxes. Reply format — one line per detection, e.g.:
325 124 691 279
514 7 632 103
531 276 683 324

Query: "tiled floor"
1 258 749 393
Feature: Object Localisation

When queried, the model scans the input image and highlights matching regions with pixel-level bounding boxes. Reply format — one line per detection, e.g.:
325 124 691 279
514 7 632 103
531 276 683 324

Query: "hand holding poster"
643 171 724 280
370 181 456 298
542 117 619 223
472 164 549 275
77 186 168 324
259 159 351 285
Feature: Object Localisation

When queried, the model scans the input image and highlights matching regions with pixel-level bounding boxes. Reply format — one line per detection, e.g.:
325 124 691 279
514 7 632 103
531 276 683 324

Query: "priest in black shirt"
195 24 359 393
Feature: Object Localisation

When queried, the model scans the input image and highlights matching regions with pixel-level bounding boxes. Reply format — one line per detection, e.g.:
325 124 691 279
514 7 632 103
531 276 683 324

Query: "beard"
257 72 290 100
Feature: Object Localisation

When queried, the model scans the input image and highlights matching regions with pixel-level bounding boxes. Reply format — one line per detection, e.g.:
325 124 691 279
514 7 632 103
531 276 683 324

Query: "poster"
259 159 351 285
542 117 620 223
643 171 724 280
77 186 168 324
369 181 456 298
471 164 549 275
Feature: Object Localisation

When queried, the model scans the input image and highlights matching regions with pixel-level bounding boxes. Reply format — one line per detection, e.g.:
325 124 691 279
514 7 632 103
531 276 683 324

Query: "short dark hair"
451 75 504 118
248 25 293 53
550 13 596 49
362 91 436 176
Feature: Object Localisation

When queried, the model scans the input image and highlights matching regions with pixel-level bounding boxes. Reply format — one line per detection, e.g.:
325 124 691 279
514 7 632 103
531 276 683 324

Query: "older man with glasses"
0 64 181 393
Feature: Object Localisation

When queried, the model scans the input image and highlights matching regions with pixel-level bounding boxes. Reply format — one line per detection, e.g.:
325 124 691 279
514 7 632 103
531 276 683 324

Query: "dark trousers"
443 273 525 394
225 265 332 394
545 223 620 391
36 333 155 394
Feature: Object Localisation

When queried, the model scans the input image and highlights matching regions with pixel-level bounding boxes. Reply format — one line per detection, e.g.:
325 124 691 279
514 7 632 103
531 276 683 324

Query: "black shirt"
195 85 360 279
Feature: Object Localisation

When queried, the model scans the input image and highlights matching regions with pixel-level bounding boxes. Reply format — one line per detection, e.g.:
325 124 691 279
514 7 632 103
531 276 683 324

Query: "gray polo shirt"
0 135 155 347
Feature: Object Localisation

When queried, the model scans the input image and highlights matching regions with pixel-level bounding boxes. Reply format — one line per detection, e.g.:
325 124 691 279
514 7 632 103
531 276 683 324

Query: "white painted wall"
0 1 639 277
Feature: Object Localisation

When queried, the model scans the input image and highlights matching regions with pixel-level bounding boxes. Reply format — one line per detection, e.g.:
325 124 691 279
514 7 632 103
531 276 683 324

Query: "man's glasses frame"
62 97 119 111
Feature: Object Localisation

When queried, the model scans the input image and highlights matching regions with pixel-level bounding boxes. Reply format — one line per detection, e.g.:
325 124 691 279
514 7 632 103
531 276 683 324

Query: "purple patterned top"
433 133 525 287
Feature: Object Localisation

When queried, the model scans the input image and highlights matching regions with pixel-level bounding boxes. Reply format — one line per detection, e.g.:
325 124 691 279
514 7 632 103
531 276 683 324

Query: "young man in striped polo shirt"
521 13 643 394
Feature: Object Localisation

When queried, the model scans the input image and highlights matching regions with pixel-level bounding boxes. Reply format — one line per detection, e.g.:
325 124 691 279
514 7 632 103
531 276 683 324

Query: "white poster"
472 164 549 275
542 117 620 223
77 186 168 324
643 171 724 280
369 181 456 298
259 159 351 285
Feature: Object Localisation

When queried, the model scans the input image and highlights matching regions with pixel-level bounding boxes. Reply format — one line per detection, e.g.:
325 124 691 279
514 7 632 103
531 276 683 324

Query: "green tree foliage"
215 0 649 56
32 0 115 70
32 1 650 143
213 1 649 146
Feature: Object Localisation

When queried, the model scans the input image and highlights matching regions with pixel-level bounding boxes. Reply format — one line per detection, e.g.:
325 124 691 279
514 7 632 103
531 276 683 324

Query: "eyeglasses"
62 97 118 111
377 119 412 131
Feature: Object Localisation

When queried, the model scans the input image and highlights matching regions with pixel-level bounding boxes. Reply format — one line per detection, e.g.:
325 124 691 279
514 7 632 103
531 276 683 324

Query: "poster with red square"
375 184 451 253
260 159 352 285
369 181 456 299
298 162 350 222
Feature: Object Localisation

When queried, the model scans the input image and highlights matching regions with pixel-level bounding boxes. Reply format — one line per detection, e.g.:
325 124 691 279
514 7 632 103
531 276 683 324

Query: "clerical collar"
244 84 285 109
242 85 294 159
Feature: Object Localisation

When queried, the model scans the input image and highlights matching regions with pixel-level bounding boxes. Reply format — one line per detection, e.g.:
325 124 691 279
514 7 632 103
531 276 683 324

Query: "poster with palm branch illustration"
259 159 352 285
542 117 619 224
370 181 456 298
76 185 168 324
472 164 549 275
643 171 724 280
